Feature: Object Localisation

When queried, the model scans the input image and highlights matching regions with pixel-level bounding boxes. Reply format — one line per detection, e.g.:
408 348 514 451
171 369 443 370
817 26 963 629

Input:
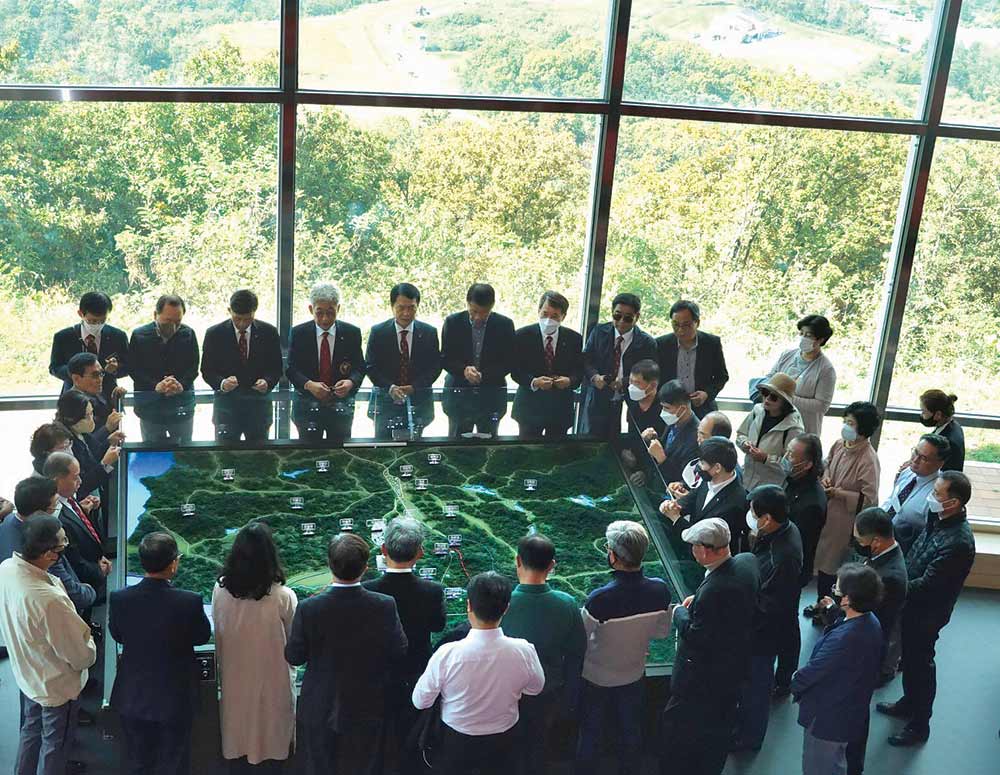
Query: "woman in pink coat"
212 522 297 773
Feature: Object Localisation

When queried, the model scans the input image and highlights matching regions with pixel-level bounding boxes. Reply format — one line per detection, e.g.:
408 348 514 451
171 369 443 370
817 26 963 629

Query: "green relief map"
126 443 678 665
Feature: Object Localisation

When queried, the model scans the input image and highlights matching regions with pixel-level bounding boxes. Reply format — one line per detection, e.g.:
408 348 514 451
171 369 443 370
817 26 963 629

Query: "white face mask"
841 424 858 442
539 318 560 337
799 335 816 353
661 410 679 426
81 321 104 338
627 384 647 401
926 493 945 514
745 508 759 535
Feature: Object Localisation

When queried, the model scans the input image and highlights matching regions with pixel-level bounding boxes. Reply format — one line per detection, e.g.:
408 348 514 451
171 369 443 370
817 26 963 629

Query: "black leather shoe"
77 709 95 727
802 604 820 618
875 700 912 718
888 727 929 747
0 645 8 660
772 684 792 700
66 761 88 773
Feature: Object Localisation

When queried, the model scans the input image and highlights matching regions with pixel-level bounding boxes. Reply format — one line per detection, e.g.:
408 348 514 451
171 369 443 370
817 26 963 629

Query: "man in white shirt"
413 571 545 775
0 515 96 775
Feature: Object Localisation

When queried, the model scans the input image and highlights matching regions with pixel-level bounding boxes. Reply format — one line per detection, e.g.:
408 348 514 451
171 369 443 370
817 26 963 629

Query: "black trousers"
517 423 569 439
300 722 382 775
899 611 944 732
435 724 518 775
448 416 501 438
227 757 284 774
774 611 802 688
845 712 870 775
797 516 825 587
120 715 193 775
517 692 557 775
660 692 737 775
816 571 837 602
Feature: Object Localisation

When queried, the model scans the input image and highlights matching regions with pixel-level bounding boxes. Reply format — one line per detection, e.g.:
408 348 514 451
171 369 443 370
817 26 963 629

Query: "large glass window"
0 2 280 87
942 0 1000 126
298 0 610 97
295 106 597 338
887 138 1000 416
0 99 280 396
601 118 911 403
624 0 936 118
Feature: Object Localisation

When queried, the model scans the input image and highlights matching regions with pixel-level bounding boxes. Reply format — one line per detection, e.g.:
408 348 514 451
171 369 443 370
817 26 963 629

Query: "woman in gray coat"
765 315 836 436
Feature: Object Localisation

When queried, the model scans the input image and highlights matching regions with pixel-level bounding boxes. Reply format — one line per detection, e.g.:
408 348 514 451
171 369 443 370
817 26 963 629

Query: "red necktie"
69 498 101 545
544 335 555 374
610 335 624 381
399 330 410 385
238 330 248 364
319 331 334 385
85 335 98 354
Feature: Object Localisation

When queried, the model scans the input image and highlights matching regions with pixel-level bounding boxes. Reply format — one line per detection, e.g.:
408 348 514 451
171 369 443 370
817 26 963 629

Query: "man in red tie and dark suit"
43 451 111 605
365 283 442 440
511 290 584 438
287 282 366 440
201 289 284 441
49 291 130 402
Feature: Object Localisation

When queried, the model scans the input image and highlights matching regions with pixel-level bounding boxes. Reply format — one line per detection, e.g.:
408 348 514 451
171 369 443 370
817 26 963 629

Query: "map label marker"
434 542 449 556
445 587 464 600
367 519 386 532
300 522 317 537
180 503 196 518
427 453 442 465
524 478 538 492
376 555 386 571
399 464 414 479
339 518 354 531
316 460 330 473
448 534 462 547
289 496 305 510
221 468 235 482
444 504 458 518
414 478 429 491
419 567 437 579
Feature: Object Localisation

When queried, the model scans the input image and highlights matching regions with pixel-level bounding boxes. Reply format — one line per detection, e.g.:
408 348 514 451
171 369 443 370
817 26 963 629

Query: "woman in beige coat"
212 522 297 773
737 372 805 490
764 314 837 435
806 401 882 618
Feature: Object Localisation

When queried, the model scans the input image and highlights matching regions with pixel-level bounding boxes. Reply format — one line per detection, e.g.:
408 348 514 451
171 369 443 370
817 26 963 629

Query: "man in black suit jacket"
201 289 284 441
49 291 130 401
580 293 657 437
511 290 584 438
661 518 760 775
66 351 126 429
643 380 700 486
440 283 515 438
129 295 200 443
109 533 211 775
661 437 748 557
287 533 408 775
44 452 111 605
286 282 366 441
363 517 446 772
365 283 441 440
656 300 729 419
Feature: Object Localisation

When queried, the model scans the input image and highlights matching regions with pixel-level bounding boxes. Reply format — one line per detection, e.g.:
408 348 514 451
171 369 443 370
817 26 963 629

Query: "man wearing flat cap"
659 518 760 775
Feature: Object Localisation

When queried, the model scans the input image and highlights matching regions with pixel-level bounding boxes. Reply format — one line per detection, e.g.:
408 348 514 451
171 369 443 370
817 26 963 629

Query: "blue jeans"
575 679 643 775
736 652 776 748
802 722 847 775
16 694 79 775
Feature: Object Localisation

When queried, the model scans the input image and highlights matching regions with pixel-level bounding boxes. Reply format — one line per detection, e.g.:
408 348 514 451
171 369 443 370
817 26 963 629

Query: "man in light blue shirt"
882 434 948 555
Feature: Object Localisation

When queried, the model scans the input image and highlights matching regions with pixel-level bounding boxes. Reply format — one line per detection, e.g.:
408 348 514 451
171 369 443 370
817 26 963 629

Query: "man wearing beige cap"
659 518 759 775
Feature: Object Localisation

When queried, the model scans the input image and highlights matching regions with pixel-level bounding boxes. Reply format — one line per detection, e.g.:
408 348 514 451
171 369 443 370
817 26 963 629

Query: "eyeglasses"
49 539 70 554
611 313 635 323
671 321 696 331
86 371 106 379
910 447 938 464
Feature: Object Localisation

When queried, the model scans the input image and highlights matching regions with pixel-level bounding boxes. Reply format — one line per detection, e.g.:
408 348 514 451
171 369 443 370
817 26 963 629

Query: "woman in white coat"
738 372 805 489
764 315 836 435
212 522 297 773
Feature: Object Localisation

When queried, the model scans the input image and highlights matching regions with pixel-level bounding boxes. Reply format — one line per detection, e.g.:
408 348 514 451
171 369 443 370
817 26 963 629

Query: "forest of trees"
0 0 998 426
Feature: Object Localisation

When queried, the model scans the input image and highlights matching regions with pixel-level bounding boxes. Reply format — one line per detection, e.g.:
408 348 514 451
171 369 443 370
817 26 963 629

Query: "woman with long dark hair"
212 521 297 774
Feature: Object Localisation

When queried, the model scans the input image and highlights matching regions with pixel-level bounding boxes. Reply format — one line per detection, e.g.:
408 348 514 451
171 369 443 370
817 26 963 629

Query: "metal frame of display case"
0 1 997 444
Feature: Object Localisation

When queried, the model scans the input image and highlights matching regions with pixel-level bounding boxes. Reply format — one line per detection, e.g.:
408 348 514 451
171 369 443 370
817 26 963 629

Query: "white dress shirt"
80 323 101 354
412 627 545 735
394 321 414 353
0 554 96 706
233 322 251 359
316 323 336 364
702 472 737 509
614 328 633 380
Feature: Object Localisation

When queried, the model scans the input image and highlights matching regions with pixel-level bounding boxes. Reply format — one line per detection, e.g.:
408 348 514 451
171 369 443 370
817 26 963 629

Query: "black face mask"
919 416 937 427
851 537 872 558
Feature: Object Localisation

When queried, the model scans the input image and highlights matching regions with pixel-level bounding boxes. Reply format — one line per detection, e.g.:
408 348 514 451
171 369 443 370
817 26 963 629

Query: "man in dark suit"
67 351 126 430
286 282 365 441
128 294 200 443
363 517 446 773
287 533 408 775
656 300 729 419
43 452 111 604
49 291 130 400
109 532 212 775
511 290 584 438
580 293 657 437
440 283 515 438
201 289 283 441
660 518 760 775
642 379 700 486
661 437 748 557
365 283 441 440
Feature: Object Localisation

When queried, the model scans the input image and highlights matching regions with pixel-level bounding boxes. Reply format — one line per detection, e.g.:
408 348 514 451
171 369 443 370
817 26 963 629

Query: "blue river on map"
568 495 614 508
461 484 498 497
281 469 310 479
126 451 176 539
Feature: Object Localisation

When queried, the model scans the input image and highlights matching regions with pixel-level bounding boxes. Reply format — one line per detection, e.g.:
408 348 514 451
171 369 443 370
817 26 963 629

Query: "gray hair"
42 451 78 480
606 520 649 568
383 516 425 562
309 282 341 306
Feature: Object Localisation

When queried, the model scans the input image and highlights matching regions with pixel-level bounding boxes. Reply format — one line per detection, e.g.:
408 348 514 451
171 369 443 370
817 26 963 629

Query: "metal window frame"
1 0 997 439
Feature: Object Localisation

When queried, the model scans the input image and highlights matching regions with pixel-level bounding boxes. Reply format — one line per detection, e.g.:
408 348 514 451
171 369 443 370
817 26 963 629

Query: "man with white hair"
659 517 760 775
575 520 672 775
286 281 366 440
